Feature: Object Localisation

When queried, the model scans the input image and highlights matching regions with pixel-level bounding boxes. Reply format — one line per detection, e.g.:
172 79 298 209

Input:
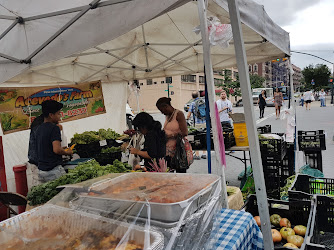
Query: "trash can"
13 164 28 214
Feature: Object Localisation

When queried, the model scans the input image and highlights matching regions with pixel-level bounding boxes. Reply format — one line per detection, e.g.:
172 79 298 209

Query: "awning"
0 0 289 86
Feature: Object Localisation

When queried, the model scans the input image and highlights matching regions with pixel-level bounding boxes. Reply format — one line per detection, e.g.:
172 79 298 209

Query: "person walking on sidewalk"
300 93 304 107
257 90 266 119
216 90 233 129
274 88 283 119
303 89 313 110
186 91 206 160
319 89 326 107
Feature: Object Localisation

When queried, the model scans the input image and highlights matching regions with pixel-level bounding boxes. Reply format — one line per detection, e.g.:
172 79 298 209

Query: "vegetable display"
27 159 131 206
101 146 121 154
71 128 121 145
255 212 307 248
280 175 296 200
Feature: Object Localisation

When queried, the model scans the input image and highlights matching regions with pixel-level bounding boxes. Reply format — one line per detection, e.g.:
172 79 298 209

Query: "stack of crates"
298 130 326 172
257 128 288 199
288 174 334 249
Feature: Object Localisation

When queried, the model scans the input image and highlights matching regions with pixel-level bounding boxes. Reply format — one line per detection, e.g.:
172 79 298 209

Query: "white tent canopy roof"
0 0 289 86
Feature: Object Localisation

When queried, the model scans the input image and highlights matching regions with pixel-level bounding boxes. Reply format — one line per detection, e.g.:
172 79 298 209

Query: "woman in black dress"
258 90 266 119
129 112 166 171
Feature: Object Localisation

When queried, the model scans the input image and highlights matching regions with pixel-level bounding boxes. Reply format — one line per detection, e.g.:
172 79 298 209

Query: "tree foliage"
215 70 265 97
302 64 331 91
249 74 266 89
215 70 241 97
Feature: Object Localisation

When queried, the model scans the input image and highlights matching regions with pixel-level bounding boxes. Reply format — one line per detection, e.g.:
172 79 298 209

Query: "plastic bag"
299 164 324 177
171 135 190 171
193 16 233 49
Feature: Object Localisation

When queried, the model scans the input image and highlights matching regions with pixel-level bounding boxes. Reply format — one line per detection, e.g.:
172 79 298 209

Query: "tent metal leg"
227 0 274 248
197 0 228 208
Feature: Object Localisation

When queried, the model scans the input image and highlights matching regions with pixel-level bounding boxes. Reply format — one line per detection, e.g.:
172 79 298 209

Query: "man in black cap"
35 100 73 183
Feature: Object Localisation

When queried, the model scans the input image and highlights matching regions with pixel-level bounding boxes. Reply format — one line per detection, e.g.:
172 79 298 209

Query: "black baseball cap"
41 100 63 117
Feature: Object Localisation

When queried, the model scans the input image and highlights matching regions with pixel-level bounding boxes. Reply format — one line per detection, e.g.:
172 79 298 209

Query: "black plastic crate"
298 130 326 151
106 139 123 147
188 131 235 150
289 174 334 201
257 125 271 134
262 156 294 197
304 151 323 172
259 133 286 160
242 195 313 249
307 195 334 250
75 142 102 158
223 131 236 149
94 151 122 166
282 142 295 175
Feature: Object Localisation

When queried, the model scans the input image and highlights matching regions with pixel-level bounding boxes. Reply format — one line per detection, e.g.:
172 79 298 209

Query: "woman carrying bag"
156 97 193 173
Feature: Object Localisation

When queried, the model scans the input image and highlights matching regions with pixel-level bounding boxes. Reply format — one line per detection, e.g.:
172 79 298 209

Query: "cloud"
253 0 321 26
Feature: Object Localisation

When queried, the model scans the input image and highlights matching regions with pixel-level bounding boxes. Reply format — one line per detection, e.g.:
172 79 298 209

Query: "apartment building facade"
128 69 238 113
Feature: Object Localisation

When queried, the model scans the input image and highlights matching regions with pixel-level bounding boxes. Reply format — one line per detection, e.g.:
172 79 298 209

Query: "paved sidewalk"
152 101 334 187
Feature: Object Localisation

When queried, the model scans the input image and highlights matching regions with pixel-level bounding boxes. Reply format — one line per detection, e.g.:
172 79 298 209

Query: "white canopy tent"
0 0 290 248
0 0 289 85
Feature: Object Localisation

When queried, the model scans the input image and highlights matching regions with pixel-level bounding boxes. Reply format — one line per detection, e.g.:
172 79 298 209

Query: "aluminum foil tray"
72 172 221 223
0 204 163 250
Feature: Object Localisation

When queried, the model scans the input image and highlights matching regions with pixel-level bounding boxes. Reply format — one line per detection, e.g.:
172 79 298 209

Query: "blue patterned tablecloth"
206 209 264 250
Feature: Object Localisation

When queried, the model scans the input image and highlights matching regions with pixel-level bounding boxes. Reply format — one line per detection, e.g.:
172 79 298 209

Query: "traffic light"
271 57 288 63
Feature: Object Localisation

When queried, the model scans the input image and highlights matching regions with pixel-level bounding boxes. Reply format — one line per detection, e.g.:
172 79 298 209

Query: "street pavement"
151 98 334 188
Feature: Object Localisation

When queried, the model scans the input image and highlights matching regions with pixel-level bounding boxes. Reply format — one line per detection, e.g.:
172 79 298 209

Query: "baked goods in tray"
0 229 143 250
88 173 218 203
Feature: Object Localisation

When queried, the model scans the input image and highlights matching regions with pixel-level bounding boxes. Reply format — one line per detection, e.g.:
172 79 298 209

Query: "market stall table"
226 146 251 185
206 208 263 250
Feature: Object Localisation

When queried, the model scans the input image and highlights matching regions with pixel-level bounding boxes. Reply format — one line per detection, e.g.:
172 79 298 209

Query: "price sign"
99 140 107 147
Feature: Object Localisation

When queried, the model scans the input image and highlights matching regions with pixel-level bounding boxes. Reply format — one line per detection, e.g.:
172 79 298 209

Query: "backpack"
193 98 206 120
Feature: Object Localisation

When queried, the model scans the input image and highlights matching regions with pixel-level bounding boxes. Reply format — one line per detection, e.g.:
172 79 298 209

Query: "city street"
152 98 334 187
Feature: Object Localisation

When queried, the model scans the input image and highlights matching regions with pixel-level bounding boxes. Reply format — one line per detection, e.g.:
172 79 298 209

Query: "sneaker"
201 155 207 159
194 155 201 160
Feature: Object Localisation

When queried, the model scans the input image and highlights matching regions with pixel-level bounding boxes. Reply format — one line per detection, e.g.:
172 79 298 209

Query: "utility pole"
167 82 170 98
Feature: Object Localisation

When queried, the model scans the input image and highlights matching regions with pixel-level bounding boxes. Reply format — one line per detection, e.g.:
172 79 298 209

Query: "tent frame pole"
226 0 273 249
197 0 228 208
0 19 19 41
25 0 102 63
147 46 196 73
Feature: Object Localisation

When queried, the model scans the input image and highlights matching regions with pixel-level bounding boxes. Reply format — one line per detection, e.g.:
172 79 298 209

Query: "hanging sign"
0 81 105 134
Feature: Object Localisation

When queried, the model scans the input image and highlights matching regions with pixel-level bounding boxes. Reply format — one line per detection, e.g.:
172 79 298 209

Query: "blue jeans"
301 99 304 107
320 98 325 107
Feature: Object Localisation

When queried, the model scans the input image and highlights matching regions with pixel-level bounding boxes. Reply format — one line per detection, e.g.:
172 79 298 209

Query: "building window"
225 70 232 77
140 83 143 86
254 65 258 72
213 70 223 75
147 79 153 85
161 81 164 84
166 77 172 83
249 65 252 72
154 81 157 84
199 76 205 83
181 75 196 83
214 78 223 86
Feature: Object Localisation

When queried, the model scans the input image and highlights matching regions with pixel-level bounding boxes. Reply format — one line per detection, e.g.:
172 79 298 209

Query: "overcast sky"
253 0 334 72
